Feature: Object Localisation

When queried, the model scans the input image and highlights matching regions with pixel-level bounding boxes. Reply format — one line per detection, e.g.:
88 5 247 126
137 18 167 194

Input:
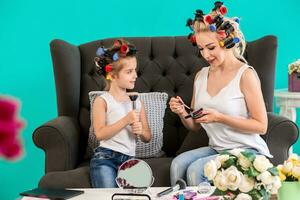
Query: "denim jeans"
90 147 133 188
170 146 218 186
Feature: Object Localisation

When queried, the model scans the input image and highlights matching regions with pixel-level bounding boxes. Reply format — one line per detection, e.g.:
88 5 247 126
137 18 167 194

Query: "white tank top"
98 92 141 156
194 64 272 157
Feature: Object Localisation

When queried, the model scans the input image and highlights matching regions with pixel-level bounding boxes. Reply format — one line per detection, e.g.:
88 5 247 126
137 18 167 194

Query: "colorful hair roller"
233 17 240 24
96 47 105 56
188 33 197 46
105 64 113 73
186 18 194 31
217 30 226 39
219 5 227 15
213 1 223 9
218 21 230 30
218 21 234 36
220 36 240 49
113 40 122 48
209 24 217 32
194 9 205 22
212 1 227 15
106 74 112 81
212 1 226 14
126 44 137 56
211 15 224 29
120 44 128 55
232 37 240 44
94 57 100 67
204 15 213 24
112 53 119 61
186 18 193 26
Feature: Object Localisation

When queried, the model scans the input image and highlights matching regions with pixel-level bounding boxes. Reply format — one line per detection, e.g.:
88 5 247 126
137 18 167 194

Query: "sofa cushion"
136 92 168 157
144 157 173 186
85 91 168 158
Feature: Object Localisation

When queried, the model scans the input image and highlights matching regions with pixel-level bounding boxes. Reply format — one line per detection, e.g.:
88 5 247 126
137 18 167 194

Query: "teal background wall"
0 0 299 199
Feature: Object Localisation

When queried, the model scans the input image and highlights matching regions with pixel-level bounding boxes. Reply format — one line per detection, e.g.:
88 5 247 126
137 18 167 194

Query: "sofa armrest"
33 116 81 172
265 113 299 165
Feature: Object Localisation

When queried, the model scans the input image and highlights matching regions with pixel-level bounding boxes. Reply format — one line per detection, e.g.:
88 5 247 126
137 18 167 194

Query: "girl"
90 39 151 188
169 2 271 186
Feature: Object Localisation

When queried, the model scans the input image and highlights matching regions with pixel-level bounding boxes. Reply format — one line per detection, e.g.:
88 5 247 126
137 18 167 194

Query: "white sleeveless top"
194 64 272 157
98 92 142 156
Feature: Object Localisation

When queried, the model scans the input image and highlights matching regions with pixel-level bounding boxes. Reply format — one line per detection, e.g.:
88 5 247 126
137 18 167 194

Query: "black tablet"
20 188 84 200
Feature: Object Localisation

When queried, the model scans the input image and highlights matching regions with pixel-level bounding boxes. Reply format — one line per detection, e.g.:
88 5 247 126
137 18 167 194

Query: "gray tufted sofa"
33 35 298 188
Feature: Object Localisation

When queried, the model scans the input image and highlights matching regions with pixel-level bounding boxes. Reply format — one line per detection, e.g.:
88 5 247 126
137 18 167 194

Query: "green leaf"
268 167 279 176
241 150 256 162
259 188 270 200
245 166 259 177
223 156 237 169
248 189 263 200
212 188 227 196
220 150 231 156
236 164 245 173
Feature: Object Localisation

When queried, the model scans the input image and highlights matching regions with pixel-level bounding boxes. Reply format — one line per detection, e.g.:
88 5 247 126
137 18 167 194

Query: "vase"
288 72 300 92
278 181 300 200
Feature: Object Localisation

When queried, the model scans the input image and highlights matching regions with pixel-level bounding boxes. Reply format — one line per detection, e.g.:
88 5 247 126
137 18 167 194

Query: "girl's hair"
186 1 247 63
94 39 137 90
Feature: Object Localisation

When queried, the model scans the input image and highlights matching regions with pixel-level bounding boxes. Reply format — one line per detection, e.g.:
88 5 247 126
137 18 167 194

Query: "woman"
169 1 271 186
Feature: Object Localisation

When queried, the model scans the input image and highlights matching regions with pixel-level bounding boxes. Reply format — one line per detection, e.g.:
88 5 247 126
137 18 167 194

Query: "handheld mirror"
115 159 154 193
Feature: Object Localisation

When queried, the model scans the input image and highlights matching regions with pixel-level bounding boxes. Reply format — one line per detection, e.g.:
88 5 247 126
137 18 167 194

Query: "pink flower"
0 97 24 160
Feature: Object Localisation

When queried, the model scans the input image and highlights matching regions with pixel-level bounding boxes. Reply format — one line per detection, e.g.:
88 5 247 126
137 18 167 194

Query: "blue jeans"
170 146 218 186
90 147 133 188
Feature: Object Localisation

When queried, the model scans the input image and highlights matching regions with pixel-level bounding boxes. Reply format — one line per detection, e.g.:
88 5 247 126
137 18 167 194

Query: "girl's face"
196 31 226 67
113 57 137 90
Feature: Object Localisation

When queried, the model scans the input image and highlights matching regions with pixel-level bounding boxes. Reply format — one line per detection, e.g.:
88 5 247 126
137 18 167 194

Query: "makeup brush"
128 92 139 110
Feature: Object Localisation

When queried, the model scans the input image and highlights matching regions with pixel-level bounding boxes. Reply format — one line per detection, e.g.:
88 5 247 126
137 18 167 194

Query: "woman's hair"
94 39 137 90
186 1 247 63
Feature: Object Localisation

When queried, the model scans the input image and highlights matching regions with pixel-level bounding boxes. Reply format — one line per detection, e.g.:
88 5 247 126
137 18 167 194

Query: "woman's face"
196 31 226 67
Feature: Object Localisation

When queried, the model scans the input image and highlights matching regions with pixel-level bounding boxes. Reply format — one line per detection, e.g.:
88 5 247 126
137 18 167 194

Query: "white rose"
270 176 282 195
235 193 252 200
288 153 299 162
282 161 293 174
215 154 230 168
204 160 218 180
291 163 300 178
213 171 227 191
239 174 255 193
224 166 242 191
257 171 273 185
228 148 243 157
238 154 252 170
253 155 273 172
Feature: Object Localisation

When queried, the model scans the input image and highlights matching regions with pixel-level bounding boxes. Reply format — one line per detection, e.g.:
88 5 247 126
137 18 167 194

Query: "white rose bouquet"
204 149 281 200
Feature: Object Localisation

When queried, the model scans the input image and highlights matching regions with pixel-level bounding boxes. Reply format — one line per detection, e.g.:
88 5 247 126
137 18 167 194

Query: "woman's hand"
169 96 186 116
194 108 223 124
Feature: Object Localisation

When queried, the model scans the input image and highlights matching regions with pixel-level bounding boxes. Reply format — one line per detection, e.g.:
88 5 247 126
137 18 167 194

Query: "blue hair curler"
233 37 240 44
96 47 105 56
233 17 240 24
209 24 216 32
112 53 119 61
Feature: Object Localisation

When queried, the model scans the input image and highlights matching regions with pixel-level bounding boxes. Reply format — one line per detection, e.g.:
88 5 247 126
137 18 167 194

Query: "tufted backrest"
50 35 277 159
